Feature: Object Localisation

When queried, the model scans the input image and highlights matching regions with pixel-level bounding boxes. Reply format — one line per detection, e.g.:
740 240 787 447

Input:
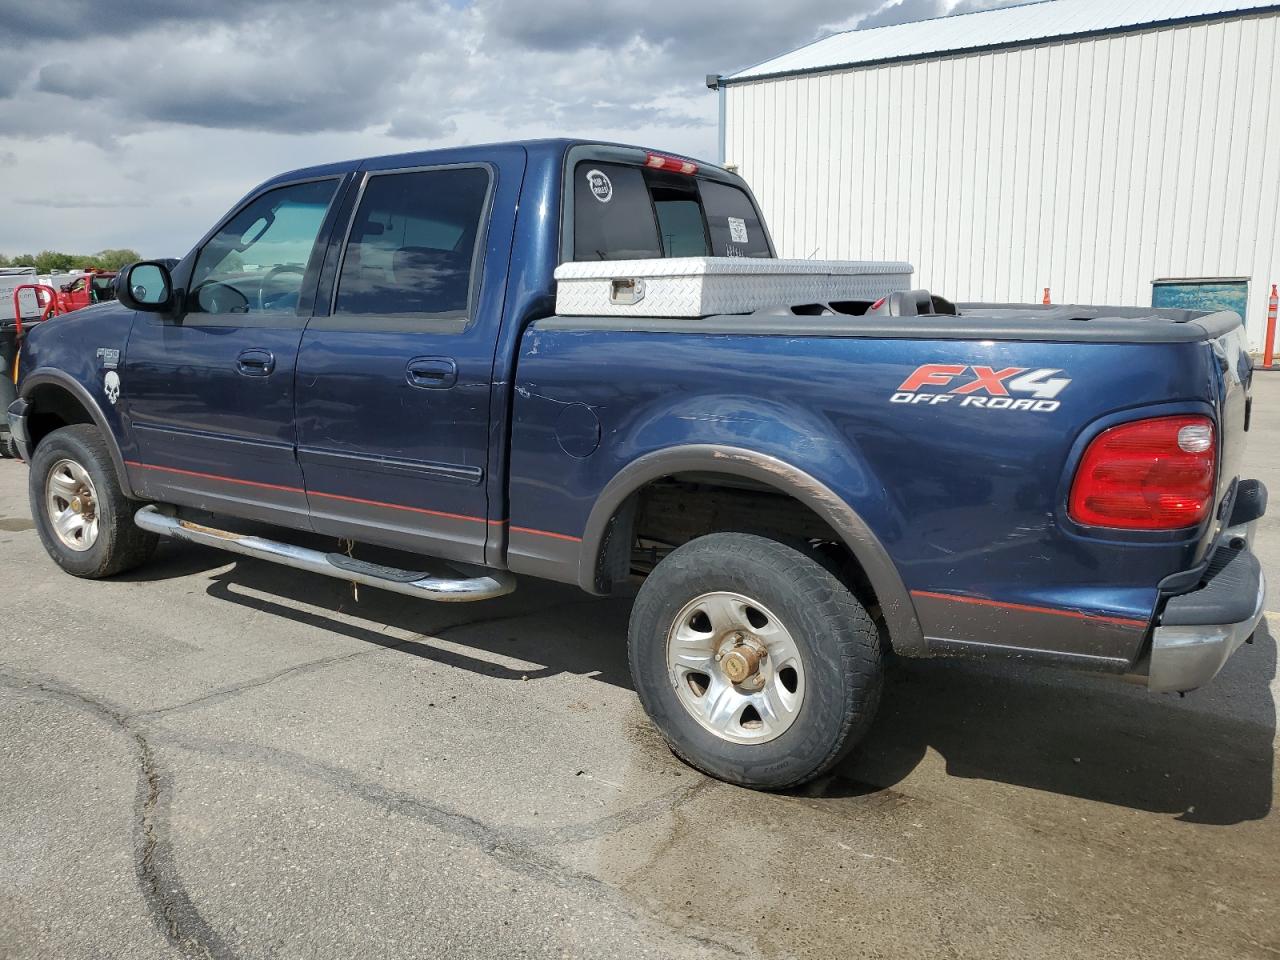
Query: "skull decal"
104 371 121 405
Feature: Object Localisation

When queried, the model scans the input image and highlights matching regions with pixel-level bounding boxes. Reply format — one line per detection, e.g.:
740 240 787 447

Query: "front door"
295 158 517 564
123 177 345 528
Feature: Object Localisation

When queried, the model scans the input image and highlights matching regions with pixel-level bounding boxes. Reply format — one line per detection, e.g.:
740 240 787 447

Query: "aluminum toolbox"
553 257 914 318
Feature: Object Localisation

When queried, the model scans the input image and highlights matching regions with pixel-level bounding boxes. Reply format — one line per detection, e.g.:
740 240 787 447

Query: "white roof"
725 0 1279 82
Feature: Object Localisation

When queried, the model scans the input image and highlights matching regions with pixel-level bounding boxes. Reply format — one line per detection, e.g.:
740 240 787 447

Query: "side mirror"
116 261 174 312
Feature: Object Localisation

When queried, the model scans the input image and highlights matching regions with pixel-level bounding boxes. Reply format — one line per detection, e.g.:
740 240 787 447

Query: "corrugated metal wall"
724 11 1280 348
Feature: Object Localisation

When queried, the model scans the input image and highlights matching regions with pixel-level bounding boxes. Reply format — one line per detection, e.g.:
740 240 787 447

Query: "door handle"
406 357 458 389
236 349 276 377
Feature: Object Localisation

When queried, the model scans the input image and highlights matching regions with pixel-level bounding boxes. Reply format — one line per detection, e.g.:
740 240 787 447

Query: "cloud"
0 0 1012 255
32 4 467 136
833 0 1028 32
0 0 281 45
13 195 152 209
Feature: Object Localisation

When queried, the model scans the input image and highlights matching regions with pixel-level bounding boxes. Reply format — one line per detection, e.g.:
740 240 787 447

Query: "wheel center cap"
70 496 84 514
722 643 763 684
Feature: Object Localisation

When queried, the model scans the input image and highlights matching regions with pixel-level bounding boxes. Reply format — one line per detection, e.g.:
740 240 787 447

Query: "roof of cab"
262 138 713 190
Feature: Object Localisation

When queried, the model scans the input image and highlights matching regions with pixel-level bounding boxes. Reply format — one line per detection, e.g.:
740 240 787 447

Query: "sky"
0 0 1013 259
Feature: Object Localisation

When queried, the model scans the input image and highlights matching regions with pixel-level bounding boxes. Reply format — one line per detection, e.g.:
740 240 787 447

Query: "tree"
0 248 142 272
93 248 143 270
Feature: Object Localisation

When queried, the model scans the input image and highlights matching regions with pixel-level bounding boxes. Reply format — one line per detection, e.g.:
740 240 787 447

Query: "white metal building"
713 0 1280 349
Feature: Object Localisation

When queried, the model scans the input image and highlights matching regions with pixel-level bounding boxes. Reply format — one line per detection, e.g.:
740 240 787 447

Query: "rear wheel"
628 532 882 789
29 425 157 578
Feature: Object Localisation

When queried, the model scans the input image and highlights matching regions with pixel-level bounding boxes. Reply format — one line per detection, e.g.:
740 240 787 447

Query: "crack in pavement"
162 731 748 959
0 674 238 960
0 618 748 960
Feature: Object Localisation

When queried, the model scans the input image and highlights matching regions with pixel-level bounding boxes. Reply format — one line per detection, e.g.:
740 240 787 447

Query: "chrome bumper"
1147 560 1265 693
1146 483 1267 693
5 397 29 460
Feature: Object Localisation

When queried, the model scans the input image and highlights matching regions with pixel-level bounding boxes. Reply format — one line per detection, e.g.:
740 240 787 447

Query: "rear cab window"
571 157 772 262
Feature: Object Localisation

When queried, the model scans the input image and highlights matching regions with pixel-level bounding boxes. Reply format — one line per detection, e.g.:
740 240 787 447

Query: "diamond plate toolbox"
553 257 914 318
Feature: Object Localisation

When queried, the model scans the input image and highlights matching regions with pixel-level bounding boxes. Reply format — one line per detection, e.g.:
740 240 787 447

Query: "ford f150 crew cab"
6 139 1266 790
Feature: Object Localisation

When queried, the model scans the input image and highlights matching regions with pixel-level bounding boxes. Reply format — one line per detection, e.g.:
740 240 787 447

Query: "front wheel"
628 532 882 790
28 424 157 578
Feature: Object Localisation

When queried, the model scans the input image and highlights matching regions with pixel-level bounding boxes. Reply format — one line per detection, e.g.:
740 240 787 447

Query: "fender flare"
20 368 137 499
579 444 926 656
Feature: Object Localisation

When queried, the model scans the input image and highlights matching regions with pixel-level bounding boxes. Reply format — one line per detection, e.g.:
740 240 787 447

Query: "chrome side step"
134 505 516 602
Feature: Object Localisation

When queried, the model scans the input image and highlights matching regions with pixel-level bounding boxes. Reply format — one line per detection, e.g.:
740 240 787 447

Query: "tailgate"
1209 319 1253 538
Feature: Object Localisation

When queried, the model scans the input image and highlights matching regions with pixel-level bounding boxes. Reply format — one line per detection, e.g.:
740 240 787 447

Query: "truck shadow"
133 542 1275 827
824 621 1277 826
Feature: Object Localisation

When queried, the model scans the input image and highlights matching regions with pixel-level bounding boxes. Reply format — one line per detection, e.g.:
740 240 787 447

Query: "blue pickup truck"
5 139 1266 790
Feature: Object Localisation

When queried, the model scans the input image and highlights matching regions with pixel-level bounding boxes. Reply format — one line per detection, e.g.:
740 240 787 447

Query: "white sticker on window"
585 169 613 203
728 216 749 244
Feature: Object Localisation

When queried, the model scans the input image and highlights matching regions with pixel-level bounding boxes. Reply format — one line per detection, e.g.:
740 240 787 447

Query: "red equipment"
57 269 118 312
8 269 117 331
11 284 62 334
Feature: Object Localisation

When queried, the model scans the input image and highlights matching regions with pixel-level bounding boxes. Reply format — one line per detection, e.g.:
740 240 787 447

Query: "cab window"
572 162 662 261
699 179 771 258
334 166 490 319
572 160 771 261
189 179 339 315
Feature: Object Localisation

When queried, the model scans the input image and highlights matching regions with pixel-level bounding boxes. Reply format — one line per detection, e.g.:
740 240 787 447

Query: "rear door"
123 177 345 527
294 151 523 564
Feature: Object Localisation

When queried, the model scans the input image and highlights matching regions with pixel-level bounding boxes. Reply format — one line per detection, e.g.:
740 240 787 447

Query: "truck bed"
533 303 1242 343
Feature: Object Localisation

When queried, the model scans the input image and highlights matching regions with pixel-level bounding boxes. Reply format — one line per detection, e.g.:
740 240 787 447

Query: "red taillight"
645 152 698 175
1069 415 1216 530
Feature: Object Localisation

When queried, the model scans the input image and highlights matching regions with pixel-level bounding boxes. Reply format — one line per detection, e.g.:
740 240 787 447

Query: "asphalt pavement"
1 379 1278 959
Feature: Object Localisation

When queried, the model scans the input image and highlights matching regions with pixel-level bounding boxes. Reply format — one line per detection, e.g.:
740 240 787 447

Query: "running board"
134 505 516 602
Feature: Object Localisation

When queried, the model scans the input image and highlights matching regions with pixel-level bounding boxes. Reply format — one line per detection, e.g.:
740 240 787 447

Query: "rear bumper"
1146 480 1267 693
6 397 29 459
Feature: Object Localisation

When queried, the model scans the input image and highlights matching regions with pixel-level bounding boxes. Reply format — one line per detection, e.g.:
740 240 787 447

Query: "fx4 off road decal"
892 364 1070 412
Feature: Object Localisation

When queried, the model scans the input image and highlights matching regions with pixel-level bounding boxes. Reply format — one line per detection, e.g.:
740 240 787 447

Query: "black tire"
628 532 882 790
28 424 157 578
1 434 15 459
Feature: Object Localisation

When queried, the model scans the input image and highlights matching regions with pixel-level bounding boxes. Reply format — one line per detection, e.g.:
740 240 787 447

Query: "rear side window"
572 160 770 261
700 179 771 258
573 163 661 261
336 166 489 318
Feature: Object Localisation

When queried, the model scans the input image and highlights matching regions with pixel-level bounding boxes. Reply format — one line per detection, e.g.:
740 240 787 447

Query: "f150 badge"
891 364 1070 412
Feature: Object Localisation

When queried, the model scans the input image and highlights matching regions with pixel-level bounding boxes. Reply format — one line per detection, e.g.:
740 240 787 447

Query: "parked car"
6 139 1265 790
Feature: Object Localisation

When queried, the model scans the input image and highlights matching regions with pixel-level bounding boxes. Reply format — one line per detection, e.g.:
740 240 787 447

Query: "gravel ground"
1 378 1277 960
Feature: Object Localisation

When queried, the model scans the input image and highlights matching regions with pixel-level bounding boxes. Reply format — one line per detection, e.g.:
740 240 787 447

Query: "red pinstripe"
910 589 1148 629
125 461 572 541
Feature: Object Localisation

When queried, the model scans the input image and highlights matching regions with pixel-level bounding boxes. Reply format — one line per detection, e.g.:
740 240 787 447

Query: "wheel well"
25 384 95 452
597 472 888 639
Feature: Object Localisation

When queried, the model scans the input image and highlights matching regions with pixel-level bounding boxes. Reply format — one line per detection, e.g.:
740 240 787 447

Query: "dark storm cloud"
25 2 449 136
0 0 270 44
1 0 1017 143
